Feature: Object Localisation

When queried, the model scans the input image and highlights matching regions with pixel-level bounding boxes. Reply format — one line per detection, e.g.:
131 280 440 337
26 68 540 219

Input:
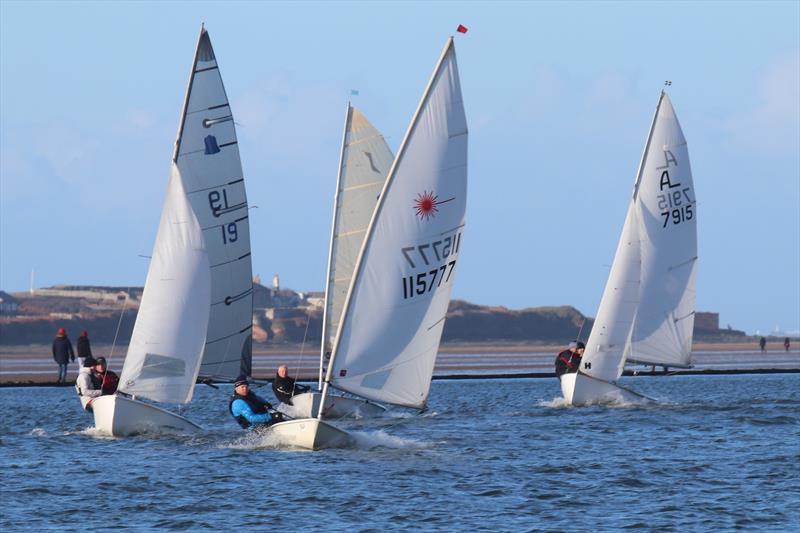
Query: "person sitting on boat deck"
554 341 585 377
75 357 103 411
93 357 119 395
230 375 283 430
271 364 310 405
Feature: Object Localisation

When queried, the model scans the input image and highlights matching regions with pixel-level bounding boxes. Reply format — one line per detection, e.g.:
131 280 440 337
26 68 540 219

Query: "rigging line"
575 317 587 343
107 288 131 373
291 311 313 397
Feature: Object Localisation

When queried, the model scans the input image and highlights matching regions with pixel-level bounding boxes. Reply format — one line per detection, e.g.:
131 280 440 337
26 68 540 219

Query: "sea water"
1 374 798 531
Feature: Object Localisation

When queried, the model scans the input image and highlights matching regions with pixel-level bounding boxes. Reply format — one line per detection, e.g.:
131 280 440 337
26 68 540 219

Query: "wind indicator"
456 24 468 34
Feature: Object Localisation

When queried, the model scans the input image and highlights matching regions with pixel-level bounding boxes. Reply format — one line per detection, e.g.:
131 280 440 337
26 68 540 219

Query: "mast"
632 90 666 201
317 37 457 418
318 102 352 389
173 24 206 163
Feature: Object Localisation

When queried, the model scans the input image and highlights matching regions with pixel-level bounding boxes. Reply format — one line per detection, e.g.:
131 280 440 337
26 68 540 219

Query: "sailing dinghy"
93 26 254 436
269 36 467 448
287 104 393 419
561 90 697 406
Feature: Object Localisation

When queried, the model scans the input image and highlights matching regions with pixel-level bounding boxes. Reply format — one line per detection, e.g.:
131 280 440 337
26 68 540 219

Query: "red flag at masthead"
456 24 468 34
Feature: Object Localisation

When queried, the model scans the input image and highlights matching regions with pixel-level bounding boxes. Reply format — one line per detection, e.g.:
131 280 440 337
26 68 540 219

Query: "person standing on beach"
784 338 791 352
76 330 92 369
52 327 75 383
759 337 767 353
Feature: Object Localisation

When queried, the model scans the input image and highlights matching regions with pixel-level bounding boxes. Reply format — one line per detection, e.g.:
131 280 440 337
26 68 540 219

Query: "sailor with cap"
554 340 585 378
75 356 102 411
228 375 284 430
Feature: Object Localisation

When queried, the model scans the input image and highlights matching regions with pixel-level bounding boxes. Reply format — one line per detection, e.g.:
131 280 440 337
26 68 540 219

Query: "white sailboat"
561 90 697 405
288 104 393 418
269 36 467 448
93 26 254 435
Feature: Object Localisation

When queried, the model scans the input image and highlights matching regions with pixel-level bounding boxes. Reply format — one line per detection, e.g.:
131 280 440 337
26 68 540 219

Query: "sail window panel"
333 335 438 408
139 353 187 379
360 369 392 390
205 294 252 343
186 69 228 114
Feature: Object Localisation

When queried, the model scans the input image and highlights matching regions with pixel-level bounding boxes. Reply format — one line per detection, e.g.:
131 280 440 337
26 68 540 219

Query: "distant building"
695 312 720 332
0 291 19 315
32 285 142 303
303 291 325 309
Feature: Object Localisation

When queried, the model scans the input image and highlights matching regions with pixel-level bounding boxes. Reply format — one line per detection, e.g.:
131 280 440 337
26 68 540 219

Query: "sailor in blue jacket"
229 375 283 430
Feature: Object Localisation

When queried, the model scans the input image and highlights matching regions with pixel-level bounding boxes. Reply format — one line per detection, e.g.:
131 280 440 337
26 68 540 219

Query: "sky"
1 1 798 335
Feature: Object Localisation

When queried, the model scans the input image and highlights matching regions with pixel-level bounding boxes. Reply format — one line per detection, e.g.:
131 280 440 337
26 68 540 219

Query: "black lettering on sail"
659 170 681 190
656 149 678 169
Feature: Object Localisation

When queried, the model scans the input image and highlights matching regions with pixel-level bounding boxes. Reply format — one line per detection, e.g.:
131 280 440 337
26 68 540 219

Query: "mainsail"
118 27 253 402
319 105 394 384
174 28 254 381
582 92 696 382
325 38 467 408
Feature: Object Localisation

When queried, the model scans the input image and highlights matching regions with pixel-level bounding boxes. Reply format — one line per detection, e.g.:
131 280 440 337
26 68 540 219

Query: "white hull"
560 372 652 406
265 418 354 450
92 395 202 437
288 391 386 419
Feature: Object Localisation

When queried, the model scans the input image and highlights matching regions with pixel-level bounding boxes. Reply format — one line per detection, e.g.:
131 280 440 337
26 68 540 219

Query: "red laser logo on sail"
413 190 455 221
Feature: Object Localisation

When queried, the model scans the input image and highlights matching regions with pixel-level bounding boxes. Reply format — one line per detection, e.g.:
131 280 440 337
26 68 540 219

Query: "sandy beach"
2 342 797 385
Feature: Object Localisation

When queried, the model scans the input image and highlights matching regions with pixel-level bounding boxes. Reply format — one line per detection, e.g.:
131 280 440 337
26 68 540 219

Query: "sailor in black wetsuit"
555 341 585 377
271 365 310 405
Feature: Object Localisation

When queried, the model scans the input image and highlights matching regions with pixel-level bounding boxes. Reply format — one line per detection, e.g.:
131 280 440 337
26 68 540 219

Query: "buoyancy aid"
228 391 270 429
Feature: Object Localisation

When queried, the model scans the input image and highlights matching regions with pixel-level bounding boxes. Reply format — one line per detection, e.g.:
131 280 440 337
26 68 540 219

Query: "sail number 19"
221 223 238 243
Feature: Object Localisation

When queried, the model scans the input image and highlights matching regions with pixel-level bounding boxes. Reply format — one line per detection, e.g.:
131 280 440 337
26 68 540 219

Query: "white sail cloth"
582 92 697 382
322 107 394 359
118 165 211 404
117 27 252 403
328 39 467 408
176 29 253 381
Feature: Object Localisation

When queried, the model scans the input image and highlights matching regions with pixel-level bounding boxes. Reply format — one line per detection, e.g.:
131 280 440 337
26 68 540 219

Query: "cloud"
728 50 800 154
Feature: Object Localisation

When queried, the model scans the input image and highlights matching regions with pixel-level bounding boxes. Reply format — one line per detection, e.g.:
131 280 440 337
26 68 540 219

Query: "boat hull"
560 372 652 406
265 418 354 450
288 391 386 419
92 395 202 437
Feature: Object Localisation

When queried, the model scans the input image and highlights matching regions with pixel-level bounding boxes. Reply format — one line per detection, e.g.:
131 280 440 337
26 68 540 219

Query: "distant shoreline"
2 342 797 386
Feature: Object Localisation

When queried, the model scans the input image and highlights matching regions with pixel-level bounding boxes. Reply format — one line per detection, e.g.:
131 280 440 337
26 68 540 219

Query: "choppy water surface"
2 374 798 531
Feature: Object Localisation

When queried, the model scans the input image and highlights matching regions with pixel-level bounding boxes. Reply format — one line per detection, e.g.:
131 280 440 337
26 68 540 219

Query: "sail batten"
325 38 467 408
